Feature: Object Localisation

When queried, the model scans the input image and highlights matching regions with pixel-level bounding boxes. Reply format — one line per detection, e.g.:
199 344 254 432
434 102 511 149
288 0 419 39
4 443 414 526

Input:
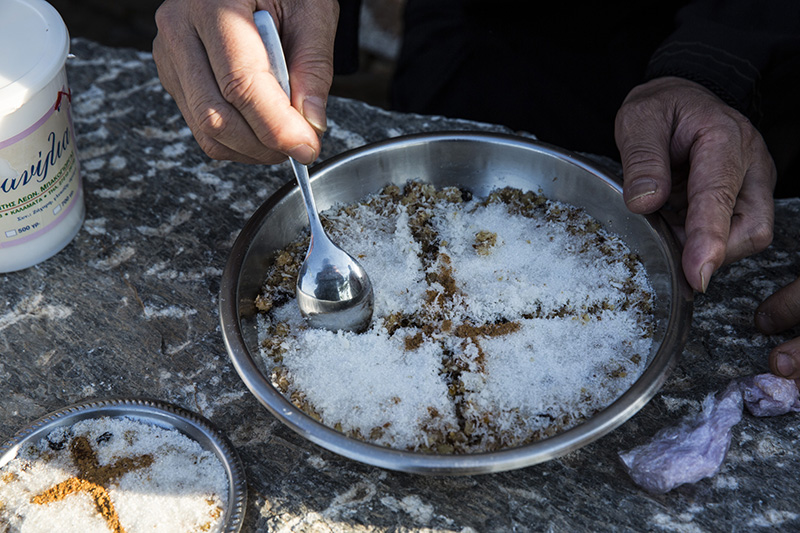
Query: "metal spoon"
254 11 374 333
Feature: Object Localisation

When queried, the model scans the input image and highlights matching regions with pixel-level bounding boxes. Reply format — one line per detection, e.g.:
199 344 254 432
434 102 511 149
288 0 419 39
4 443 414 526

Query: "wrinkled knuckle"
707 184 739 211
702 112 759 154
749 220 774 252
700 124 740 149
153 2 174 30
623 145 661 164
624 84 673 115
741 120 769 152
297 50 335 79
218 69 258 108
154 2 189 40
621 145 664 175
194 102 234 140
616 99 651 128
301 65 334 91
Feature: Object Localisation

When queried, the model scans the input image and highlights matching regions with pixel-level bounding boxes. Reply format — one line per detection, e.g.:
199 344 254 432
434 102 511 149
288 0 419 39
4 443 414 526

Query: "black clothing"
387 0 800 197
333 0 362 75
392 1 676 159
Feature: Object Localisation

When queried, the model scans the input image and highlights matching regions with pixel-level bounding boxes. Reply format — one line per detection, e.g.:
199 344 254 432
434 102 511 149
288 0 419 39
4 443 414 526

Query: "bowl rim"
220 130 694 475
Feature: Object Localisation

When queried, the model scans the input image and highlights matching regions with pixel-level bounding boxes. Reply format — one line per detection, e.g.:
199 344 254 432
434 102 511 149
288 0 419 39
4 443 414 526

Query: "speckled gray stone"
2 39 800 532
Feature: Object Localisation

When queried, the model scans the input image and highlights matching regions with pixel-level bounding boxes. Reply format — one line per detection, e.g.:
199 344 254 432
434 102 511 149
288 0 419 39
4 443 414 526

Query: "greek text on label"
0 124 72 196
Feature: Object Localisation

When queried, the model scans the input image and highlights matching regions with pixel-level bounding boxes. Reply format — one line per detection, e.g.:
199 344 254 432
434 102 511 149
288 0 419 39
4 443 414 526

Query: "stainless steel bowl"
220 131 693 475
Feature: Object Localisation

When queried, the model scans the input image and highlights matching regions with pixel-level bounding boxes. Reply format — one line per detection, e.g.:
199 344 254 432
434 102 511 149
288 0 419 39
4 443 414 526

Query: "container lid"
0 0 70 116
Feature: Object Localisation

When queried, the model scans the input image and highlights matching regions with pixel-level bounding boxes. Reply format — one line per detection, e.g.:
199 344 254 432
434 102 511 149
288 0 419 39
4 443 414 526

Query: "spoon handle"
254 10 326 237
289 157 326 237
255 11 291 97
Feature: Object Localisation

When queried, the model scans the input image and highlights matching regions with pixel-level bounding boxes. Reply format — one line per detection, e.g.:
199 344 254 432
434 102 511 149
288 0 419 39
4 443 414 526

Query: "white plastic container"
0 0 84 272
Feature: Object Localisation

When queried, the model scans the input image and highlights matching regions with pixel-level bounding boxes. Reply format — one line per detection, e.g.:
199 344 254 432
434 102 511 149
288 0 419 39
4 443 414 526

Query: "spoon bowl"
295 239 374 332
255 11 374 332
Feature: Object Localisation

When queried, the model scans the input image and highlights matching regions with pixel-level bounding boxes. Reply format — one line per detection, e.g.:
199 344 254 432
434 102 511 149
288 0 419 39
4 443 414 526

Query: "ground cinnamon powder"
30 436 153 533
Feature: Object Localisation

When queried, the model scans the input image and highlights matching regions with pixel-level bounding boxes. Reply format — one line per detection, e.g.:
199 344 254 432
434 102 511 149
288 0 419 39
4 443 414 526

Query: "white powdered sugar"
0 416 228 532
432 201 638 321
272 326 459 447
257 182 655 453
324 198 430 318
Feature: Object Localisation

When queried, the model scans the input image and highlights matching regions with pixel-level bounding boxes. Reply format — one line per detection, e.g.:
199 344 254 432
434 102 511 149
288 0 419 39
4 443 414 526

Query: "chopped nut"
473 230 498 256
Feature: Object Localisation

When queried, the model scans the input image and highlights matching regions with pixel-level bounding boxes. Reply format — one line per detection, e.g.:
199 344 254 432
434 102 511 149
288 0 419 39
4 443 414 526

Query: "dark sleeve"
333 0 362 75
645 0 800 118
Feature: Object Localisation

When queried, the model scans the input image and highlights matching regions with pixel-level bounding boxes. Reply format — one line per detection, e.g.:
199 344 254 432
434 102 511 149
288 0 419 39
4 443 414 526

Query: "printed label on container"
0 89 81 248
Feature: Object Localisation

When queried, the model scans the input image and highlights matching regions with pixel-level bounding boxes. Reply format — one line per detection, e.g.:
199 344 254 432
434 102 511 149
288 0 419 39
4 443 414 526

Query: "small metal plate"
0 397 246 532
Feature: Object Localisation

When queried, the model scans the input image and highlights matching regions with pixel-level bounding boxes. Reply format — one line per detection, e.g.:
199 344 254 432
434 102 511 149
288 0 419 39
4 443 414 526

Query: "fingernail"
287 144 316 164
775 352 796 377
626 178 658 204
699 262 714 293
303 96 327 133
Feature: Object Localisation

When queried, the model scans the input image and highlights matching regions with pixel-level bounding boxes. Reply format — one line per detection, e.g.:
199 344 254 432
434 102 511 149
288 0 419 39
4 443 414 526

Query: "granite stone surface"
2 39 800 532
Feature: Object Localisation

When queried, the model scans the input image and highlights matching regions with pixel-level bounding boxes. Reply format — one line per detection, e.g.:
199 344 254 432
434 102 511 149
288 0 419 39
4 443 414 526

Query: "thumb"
281 4 339 136
615 90 674 215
